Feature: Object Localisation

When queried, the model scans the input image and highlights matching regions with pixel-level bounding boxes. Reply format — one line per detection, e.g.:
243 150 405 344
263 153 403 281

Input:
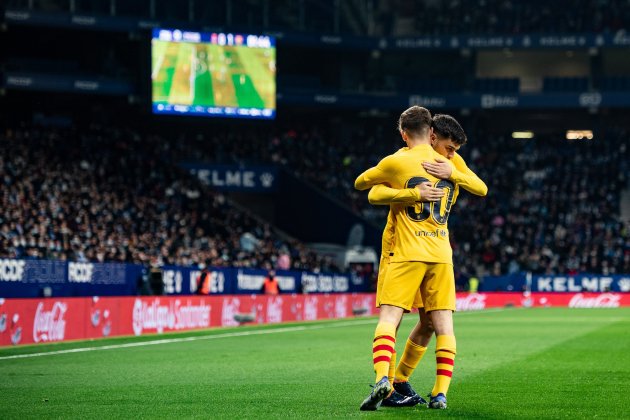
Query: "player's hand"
416 182 444 202
422 158 452 179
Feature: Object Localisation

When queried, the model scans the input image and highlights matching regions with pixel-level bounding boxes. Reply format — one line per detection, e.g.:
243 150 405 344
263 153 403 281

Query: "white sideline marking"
0 308 508 361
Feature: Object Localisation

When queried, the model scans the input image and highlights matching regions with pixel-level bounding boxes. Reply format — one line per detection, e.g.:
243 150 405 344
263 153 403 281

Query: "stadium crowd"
167 121 630 278
1 120 628 278
0 123 339 272
376 0 630 36
449 129 630 278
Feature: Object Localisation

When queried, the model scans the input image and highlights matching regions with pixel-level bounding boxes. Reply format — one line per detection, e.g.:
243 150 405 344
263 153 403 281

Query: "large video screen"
151 29 276 119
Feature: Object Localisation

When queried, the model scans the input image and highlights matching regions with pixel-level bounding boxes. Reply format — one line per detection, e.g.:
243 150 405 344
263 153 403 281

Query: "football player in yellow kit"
370 114 487 408
355 107 487 410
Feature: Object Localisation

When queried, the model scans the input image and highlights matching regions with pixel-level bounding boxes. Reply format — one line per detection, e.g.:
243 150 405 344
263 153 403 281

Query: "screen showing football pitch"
151 29 276 119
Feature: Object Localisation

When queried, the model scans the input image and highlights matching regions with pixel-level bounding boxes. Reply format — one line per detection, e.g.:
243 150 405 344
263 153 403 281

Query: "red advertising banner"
0 293 379 347
455 292 630 310
1 292 628 347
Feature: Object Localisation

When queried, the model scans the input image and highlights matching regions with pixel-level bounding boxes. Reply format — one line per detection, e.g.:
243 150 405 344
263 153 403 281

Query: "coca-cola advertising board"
0 293 379 346
1 292 628 346
453 292 630 310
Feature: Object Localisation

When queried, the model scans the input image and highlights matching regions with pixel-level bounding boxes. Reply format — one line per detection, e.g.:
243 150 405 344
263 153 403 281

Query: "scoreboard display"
151 29 276 119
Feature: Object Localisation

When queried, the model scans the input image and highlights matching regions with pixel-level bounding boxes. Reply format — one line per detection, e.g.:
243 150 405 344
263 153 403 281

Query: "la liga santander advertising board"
1 292 628 346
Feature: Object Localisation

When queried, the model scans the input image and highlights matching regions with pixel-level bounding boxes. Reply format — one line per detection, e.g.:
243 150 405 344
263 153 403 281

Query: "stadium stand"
379 0 630 36
7 115 620 278
450 129 630 278
6 0 630 36
0 123 340 272
124 119 629 278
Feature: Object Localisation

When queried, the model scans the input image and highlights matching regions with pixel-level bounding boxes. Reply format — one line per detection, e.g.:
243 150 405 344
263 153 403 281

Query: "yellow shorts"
378 261 455 312
376 257 423 309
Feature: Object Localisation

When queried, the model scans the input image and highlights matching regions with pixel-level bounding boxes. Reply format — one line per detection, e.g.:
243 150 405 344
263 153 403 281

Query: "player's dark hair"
398 106 432 138
432 114 467 145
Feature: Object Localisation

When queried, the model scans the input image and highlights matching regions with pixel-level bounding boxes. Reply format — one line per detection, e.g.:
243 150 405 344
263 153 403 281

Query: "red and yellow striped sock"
395 339 428 382
372 321 397 383
431 335 456 396
388 350 397 384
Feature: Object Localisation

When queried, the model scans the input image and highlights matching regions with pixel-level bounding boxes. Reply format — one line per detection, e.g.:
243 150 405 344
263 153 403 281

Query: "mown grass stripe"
0 308 509 360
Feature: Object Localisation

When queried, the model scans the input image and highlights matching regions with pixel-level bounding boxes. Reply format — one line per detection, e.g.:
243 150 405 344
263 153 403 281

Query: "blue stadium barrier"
0 259 140 298
0 259 366 298
481 273 630 293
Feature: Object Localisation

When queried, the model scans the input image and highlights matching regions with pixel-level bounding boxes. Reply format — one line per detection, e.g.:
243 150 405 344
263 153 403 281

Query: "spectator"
196 262 211 295
2 120 627 278
0 123 341 273
261 270 280 295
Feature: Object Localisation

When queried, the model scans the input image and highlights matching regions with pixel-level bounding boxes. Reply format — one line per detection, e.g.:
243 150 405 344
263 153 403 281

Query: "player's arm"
368 184 418 204
422 154 488 196
448 153 488 196
354 156 393 191
368 183 444 205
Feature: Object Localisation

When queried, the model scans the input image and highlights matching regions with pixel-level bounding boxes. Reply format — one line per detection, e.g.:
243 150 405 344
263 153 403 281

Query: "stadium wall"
1 292 629 347
2 258 628 298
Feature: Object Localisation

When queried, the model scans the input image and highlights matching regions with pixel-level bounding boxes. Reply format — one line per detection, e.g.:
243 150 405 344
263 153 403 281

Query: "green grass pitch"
1 307 629 419
151 40 275 109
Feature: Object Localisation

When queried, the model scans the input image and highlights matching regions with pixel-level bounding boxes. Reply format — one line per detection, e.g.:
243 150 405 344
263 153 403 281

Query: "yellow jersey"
370 151 487 264
356 144 462 264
